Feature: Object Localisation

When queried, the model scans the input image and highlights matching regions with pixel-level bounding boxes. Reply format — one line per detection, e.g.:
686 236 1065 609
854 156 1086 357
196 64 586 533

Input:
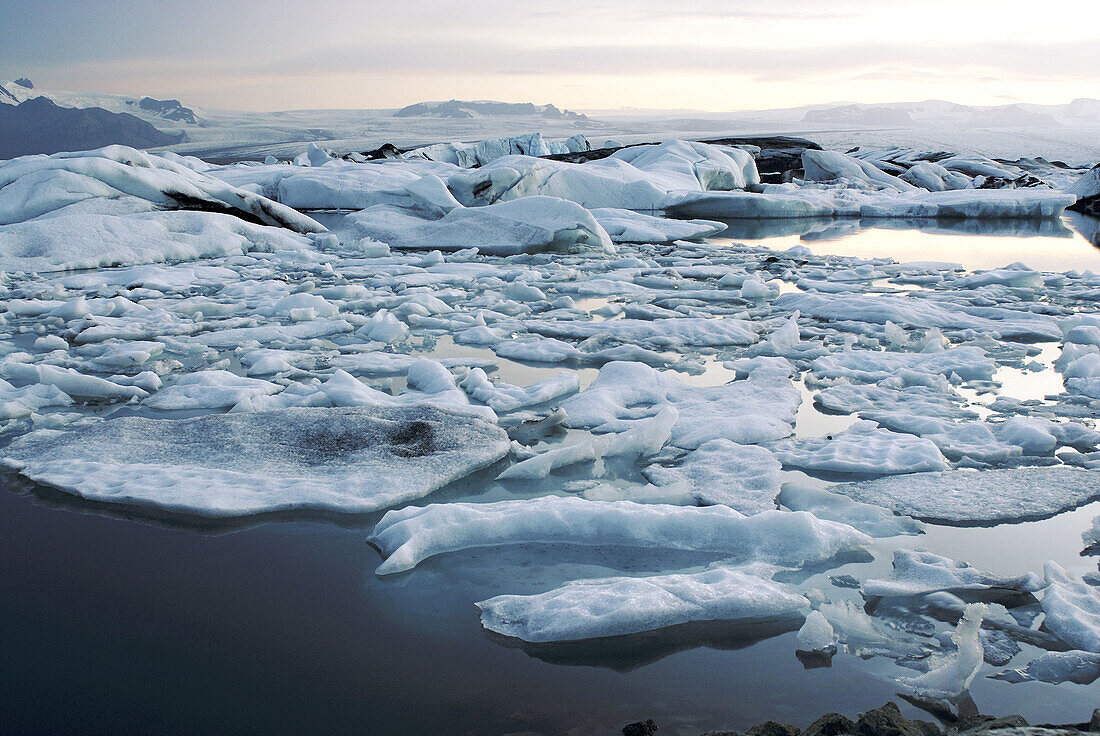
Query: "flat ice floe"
368 496 870 574
643 439 782 514
862 550 1042 597
833 467 1100 524
0 406 510 516
769 421 949 476
477 566 808 642
559 361 799 448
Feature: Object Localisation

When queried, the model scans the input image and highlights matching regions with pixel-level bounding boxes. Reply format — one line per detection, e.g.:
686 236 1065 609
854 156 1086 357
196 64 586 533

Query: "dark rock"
13 77 33 89
354 143 403 160
1090 709 1100 732
0 97 183 158
748 721 800 736
136 96 198 124
856 703 922 736
623 718 659 736
1071 194 1100 219
954 715 1029 735
802 713 856 736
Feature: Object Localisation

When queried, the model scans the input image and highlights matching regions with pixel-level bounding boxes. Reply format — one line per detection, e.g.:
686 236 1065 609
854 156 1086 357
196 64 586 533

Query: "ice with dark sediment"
0 406 511 516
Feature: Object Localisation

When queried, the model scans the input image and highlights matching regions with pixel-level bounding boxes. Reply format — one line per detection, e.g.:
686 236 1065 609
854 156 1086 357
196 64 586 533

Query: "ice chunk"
1040 562 1100 652
777 483 924 537
341 196 612 255
0 145 323 233
898 603 987 702
368 496 871 575
0 210 311 274
1 361 147 401
560 361 799 448
863 550 1042 598
0 377 72 419
811 347 995 383
797 610 837 651
0 406 510 516
643 439 782 515
777 293 1061 341
802 150 916 193
590 208 726 244
459 368 578 413
524 316 756 349
497 407 677 480
769 421 949 476
832 467 1100 524
477 566 808 642
143 370 281 410
992 650 1100 685
900 163 972 192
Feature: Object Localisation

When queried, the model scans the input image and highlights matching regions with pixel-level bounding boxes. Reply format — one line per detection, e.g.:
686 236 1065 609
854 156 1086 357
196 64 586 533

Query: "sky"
2 0 1099 112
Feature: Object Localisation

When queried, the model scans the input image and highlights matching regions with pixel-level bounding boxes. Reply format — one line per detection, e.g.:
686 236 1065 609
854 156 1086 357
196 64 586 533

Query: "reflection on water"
712 214 1100 272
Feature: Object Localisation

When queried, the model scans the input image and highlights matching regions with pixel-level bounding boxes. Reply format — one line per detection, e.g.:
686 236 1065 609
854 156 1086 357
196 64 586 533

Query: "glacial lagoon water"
3 216 1100 736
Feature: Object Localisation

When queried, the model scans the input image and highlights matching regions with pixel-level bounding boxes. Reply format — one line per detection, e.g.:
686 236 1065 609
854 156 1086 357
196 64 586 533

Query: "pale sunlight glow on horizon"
3 0 1099 111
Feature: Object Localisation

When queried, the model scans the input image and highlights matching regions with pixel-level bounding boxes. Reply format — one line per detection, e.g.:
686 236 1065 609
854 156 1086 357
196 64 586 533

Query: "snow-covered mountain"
394 100 588 121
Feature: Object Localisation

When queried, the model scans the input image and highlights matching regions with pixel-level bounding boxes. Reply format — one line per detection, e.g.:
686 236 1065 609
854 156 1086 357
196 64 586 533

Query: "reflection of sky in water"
712 214 1100 272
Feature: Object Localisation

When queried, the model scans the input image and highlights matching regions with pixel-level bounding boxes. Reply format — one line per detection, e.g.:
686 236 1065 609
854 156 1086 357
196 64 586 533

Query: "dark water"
2 473 1098 736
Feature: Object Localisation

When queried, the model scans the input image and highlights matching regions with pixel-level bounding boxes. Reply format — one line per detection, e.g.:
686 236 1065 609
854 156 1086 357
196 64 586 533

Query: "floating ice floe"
477 566 808 643
559 361 799 448
368 496 871 575
498 407 677 480
832 467 1100 524
1 361 148 401
523 316 757 349
643 439 782 515
0 376 72 419
769 421 949 476
776 483 924 537
1040 562 1100 653
0 406 510 516
993 650 1100 685
776 292 1062 340
459 368 578 413
863 550 1042 598
143 370 281 410
811 346 995 383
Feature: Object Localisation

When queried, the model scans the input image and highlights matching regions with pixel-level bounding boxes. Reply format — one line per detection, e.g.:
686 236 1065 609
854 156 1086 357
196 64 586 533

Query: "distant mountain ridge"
395 100 588 121
0 97 184 159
